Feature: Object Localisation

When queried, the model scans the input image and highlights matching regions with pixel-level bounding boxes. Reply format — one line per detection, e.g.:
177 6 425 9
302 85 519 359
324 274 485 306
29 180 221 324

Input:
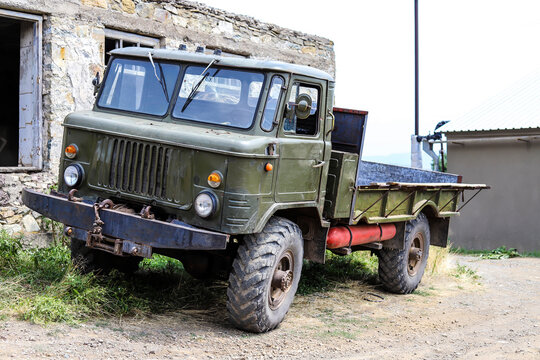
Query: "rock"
22 214 41 233
122 0 135 14
301 46 317 55
0 208 15 219
81 0 107 9
2 224 23 236
0 190 9 206
7 214 23 225
154 8 170 23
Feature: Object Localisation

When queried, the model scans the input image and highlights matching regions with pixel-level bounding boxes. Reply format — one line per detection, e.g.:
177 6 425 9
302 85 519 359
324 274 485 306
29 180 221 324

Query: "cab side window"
283 83 319 136
261 76 285 131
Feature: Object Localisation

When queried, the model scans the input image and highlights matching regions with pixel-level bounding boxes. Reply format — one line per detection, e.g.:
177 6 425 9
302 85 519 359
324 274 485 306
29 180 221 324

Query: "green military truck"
23 47 487 332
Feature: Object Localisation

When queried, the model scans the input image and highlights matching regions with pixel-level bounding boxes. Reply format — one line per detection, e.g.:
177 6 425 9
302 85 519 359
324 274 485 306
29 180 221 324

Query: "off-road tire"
227 217 303 333
377 213 430 294
70 238 141 275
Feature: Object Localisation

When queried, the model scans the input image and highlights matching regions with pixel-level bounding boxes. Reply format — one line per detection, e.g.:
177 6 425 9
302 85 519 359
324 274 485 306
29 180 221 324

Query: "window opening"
261 76 284 131
173 66 264 129
283 83 319 136
104 29 159 64
97 58 180 116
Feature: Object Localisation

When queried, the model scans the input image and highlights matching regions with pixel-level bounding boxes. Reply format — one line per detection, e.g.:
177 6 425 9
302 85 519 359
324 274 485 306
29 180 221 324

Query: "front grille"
104 138 171 199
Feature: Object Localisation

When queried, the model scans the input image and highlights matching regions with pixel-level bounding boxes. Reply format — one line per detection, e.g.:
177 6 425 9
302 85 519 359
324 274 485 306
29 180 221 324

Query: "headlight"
194 192 217 218
64 164 83 187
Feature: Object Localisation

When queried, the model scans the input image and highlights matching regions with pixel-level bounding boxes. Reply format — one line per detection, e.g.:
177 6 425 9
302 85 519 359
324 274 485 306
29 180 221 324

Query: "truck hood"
64 111 275 159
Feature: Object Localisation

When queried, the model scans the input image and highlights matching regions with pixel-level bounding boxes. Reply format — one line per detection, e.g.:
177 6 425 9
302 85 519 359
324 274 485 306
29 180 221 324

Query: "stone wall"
0 0 335 237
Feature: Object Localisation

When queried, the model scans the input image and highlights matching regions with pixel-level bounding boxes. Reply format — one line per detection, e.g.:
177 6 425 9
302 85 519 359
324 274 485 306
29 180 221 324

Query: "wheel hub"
268 250 294 310
407 233 425 276
272 269 293 291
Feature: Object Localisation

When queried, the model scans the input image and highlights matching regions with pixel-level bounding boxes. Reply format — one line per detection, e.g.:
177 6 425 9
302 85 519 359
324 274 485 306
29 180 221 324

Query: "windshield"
172 66 264 129
98 58 180 116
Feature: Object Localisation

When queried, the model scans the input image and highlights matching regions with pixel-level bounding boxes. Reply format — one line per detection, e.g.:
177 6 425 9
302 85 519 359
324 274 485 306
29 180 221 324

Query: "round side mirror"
295 93 312 120
92 72 101 95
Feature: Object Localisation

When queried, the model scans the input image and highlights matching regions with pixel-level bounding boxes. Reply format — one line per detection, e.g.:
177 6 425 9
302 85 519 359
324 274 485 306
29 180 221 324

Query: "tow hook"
140 205 155 219
67 189 82 202
86 199 115 248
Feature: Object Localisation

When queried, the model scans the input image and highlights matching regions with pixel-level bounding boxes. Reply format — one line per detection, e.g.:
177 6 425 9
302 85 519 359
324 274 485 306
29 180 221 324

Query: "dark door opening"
0 17 20 166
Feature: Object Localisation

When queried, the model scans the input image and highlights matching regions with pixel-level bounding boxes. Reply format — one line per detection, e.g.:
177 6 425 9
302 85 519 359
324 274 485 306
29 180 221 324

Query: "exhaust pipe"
326 223 396 249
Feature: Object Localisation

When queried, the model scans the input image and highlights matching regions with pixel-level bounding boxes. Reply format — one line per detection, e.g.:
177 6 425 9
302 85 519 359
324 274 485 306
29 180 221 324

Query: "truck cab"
59 47 334 236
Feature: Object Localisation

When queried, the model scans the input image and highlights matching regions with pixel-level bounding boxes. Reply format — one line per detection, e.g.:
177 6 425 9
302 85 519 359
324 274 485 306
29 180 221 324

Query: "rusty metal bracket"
439 190 463 212
384 190 416 218
412 189 441 216
456 188 484 212
122 240 152 258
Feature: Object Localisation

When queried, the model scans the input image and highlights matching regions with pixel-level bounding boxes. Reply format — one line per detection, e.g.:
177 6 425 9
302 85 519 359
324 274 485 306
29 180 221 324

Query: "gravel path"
0 255 539 359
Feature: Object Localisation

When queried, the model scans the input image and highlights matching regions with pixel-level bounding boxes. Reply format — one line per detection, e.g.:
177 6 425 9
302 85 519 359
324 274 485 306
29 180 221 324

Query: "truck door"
275 78 326 203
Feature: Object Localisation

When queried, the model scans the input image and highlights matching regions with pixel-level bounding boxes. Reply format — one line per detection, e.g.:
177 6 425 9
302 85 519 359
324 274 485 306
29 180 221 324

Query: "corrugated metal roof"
440 70 540 133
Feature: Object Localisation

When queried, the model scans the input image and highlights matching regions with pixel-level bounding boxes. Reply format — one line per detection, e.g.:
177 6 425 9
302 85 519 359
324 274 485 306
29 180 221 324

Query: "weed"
412 289 432 297
298 250 378 295
452 246 535 258
426 245 451 276
479 246 520 260
453 263 479 280
319 329 357 340
38 185 68 245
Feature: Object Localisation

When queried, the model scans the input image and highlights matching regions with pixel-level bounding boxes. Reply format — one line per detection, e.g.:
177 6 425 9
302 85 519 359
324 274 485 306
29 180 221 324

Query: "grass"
298 251 379 295
0 227 464 325
426 245 451 276
452 263 480 280
452 246 539 258
0 230 226 324
0 228 382 323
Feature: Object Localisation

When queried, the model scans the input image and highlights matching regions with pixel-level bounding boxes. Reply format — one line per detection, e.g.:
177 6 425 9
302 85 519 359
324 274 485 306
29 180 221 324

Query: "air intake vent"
106 139 171 199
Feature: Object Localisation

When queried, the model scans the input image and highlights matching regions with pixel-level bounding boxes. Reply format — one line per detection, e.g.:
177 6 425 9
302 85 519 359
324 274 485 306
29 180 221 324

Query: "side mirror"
92 72 101 95
294 93 312 120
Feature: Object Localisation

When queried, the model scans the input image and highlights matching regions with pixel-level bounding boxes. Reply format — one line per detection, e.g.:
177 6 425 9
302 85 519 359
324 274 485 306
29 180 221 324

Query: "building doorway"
0 17 19 166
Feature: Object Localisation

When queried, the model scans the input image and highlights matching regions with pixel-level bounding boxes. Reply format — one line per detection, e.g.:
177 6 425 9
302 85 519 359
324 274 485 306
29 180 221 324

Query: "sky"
195 0 540 163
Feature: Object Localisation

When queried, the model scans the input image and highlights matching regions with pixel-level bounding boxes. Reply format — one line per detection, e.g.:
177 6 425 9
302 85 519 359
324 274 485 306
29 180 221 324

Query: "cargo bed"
326 108 489 226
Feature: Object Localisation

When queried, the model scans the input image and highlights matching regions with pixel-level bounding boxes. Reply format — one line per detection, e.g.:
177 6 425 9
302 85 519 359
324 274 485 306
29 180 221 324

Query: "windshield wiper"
148 52 170 103
181 58 219 112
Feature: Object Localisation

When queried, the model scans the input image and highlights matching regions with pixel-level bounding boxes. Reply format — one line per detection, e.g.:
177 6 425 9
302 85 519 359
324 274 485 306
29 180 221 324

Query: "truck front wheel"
377 213 430 294
226 217 303 333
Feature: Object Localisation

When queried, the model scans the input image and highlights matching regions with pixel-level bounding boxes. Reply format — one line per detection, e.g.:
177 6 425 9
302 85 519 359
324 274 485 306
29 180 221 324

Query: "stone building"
0 0 335 235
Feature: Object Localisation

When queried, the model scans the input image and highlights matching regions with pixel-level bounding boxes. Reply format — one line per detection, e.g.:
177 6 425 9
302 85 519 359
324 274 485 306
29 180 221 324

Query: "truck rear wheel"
226 217 303 333
70 238 141 275
377 213 430 294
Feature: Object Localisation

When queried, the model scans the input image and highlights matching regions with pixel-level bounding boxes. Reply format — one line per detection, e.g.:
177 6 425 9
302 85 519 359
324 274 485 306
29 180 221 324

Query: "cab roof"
110 47 334 82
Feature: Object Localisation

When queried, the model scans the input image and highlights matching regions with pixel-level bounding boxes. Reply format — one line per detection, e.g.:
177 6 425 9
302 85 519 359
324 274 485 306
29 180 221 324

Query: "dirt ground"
0 255 539 360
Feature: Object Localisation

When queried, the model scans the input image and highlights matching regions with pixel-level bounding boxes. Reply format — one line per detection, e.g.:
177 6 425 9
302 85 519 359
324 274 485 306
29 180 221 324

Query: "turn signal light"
207 171 222 188
265 163 273 172
65 144 78 159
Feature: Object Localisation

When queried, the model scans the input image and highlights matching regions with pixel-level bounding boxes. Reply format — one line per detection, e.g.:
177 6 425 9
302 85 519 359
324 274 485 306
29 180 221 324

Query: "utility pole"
411 0 422 168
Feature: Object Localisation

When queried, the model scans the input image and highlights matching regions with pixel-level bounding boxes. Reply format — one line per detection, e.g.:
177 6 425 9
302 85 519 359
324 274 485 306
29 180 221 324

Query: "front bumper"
22 189 230 257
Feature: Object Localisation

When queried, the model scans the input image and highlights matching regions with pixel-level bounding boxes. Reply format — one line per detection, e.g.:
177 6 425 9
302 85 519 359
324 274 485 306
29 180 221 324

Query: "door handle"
312 160 326 168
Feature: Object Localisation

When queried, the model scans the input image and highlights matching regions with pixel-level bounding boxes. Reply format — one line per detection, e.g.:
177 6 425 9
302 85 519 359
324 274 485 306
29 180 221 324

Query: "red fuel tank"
326 224 397 249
